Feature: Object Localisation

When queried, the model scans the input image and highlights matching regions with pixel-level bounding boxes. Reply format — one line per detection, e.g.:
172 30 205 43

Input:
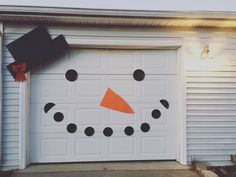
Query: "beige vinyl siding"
2 24 236 169
2 33 20 169
186 47 236 165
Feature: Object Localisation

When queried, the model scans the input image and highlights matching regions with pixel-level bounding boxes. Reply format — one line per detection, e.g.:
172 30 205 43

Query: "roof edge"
1 5 236 20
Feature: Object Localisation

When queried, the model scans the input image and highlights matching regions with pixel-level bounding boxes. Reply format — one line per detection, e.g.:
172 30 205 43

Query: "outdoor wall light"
201 44 213 60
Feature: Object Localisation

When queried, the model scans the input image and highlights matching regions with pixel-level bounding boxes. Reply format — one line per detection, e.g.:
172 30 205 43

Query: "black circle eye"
124 126 134 136
67 123 77 133
133 69 145 81
103 127 113 137
85 127 95 136
141 123 150 132
53 112 64 122
65 69 78 82
152 109 161 119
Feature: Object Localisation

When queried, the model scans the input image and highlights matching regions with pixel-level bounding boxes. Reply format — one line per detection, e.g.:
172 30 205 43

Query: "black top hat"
6 26 69 81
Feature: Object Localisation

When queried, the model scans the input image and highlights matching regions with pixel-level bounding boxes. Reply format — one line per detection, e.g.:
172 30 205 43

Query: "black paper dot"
53 112 64 122
85 127 95 137
141 123 150 133
133 69 145 81
124 126 134 136
152 109 161 119
44 102 55 113
160 99 169 109
65 69 78 82
103 127 113 137
67 123 77 133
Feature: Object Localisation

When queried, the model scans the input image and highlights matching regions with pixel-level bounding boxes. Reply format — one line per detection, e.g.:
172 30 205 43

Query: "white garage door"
30 49 177 163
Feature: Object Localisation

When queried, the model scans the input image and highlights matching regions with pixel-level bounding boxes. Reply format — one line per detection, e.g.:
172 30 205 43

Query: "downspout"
0 23 3 170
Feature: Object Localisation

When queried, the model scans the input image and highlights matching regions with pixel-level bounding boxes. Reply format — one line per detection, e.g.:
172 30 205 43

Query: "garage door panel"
141 136 168 155
33 49 176 75
32 78 69 97
30 134 72 163
108 137 136 155
76 108 102 126
108 109 136 125
31 53 71 75
141 50 176 74
142 80 167 96
140 133 176 158
109 79 136 97
72 49 104 68
40 138 69 156
75 138 102 156
141 75 177 100
141 51 167 68
107 50 136 68
76 80 103 97
41 80 68 97
31 75 69 102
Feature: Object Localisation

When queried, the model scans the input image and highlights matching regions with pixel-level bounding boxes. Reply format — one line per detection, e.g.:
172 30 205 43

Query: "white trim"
0 22 3 169
68 37 182 49
20 35 187 169
19 73 30 169
176 45 187 165
0 23 3 35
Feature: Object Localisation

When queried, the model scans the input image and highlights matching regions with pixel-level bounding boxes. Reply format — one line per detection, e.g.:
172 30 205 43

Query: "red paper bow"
11 63 27 82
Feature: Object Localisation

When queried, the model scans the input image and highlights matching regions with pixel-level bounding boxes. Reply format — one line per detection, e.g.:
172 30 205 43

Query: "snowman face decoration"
44 68 169 137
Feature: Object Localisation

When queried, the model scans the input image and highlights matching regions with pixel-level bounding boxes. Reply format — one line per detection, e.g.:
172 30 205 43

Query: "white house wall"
2 25 236 169
186 40 236 165
2 31 20 169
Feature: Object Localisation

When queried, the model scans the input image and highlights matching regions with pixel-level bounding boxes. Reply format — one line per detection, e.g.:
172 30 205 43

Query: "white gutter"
0 6 236 28
0 6 236 19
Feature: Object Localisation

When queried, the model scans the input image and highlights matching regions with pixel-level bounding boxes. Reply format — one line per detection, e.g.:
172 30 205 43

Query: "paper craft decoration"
44 102 55 113
100 88 134 114
6 26 69 81
141 123 150 132
53 112 64 122
152 109 161 119
103 127 113 137
85 127 95 136
124 126 134 136
133 69 145 81
67 123 77 133
160 99 169 109
65 69 78 82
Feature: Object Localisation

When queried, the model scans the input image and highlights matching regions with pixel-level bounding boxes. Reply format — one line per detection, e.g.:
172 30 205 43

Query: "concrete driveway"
10 170 199 177
7 162 200 177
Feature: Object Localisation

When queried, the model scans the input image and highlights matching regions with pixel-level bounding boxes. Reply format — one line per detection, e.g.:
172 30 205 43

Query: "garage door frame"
18 35 187 169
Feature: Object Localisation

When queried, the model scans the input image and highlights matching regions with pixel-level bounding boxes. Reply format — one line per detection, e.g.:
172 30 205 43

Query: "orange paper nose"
100 88 134 114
